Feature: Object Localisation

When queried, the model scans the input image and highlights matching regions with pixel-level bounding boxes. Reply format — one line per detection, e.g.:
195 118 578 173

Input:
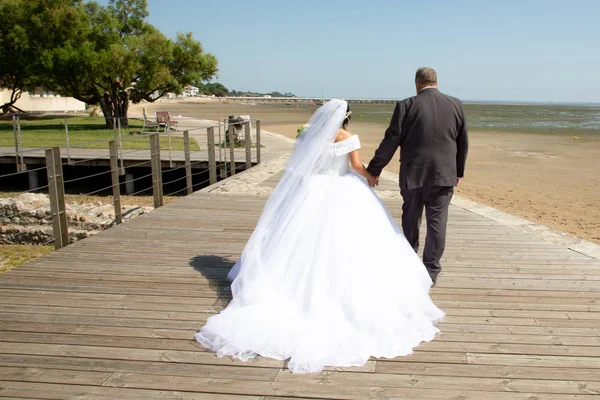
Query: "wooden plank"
0 366 111 386
0 289 217 305
376 361 600 382
0 296 217 313
100 371 597 400
0 342 285 368
0 355 278 382
274 369 600 395
466 353 600 369
0 381 259 400
0 312 202 330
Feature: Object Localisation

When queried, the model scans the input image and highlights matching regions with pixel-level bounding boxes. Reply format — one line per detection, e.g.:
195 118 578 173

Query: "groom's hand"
367 175 379 187
457 177 462 186
366 175 375 187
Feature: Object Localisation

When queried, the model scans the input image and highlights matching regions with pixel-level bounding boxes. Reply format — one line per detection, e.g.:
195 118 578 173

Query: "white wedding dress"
195 100 444 373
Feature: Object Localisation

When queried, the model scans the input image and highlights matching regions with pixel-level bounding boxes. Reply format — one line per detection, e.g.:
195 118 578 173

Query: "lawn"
0 116 200 151
0 244 54 274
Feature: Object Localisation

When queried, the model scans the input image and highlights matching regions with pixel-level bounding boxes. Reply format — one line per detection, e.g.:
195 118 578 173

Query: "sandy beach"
134 99 600 245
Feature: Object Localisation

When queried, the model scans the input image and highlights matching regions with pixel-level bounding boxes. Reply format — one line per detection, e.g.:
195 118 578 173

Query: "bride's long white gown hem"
195 100 444 374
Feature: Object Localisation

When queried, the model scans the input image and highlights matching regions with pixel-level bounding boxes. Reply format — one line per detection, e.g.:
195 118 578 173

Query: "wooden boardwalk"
1 189 600 398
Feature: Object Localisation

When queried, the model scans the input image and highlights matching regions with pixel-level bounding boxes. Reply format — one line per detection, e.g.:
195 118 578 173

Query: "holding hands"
367 173 379 188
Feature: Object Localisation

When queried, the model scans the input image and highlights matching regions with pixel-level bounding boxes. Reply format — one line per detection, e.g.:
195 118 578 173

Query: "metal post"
109 140 123 224
256 120 261 164
183 131 193 195
45 147 69 249
228 123 236 176
207 127 217 185
244 121 252 170
64 118 71 165
150 133 163 208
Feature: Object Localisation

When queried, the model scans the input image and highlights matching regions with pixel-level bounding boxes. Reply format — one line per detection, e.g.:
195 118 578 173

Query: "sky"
98 0 600 102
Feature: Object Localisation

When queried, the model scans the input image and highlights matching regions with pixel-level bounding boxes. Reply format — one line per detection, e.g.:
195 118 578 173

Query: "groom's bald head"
415 67 438 92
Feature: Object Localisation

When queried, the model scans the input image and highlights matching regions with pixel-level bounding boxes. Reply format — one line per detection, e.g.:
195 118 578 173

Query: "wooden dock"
1 185 599 397
0 146 256 169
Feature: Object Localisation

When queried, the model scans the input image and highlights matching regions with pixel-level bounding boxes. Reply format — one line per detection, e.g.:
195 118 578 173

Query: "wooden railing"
0 116 262 250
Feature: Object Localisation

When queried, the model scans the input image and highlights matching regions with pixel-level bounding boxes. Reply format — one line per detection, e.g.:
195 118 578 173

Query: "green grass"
0 116 200 151
0 244 54 274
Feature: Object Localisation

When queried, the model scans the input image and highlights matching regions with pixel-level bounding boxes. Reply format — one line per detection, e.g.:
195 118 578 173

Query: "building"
1 89 85 112
183 85 199 97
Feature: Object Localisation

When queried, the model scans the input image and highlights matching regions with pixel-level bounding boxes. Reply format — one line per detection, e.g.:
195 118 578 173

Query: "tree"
48 0 218 127
197 82 229 97
0 0 85 112
0 0 218 127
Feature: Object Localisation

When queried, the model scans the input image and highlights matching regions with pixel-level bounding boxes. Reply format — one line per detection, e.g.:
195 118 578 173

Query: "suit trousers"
400 185 454 281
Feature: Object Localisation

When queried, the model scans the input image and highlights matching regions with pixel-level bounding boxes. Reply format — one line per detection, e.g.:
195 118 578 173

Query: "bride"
195 99 444 373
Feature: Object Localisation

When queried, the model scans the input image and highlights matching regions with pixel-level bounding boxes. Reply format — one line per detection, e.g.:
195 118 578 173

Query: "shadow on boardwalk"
189 255 234 311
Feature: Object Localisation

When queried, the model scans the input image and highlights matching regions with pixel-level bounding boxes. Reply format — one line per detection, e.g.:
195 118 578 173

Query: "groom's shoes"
429 273 438 288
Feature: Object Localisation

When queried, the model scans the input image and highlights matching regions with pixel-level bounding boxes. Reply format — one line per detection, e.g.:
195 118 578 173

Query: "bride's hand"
366 174 379 187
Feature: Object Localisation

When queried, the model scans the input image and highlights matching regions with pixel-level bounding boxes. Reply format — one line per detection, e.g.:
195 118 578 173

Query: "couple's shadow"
189 255 234 310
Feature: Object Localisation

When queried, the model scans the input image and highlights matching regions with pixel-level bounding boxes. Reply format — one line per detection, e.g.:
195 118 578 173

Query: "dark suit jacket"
367 88 468 189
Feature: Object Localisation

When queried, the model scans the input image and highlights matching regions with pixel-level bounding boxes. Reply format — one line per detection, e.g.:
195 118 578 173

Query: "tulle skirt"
195 172 444 373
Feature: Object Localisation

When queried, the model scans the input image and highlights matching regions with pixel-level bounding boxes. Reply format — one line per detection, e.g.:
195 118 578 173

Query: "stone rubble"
0 193 152 245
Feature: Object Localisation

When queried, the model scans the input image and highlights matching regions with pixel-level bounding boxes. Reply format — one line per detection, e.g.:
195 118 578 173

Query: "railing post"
207 127 217 185
228 123 236 176
13 115 24 173
156 134 163 204
244 121 252 170
45 147 69 249
256 120 261 165
64 118 71 165
150 133 163 208
117 117 125 175
109 140 123 224
167 123 173 168
183 131 193 195
217 119 223 169
220 119 227 179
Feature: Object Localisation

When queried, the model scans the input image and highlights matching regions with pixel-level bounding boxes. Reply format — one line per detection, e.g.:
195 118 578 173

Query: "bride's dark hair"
342 103 351 129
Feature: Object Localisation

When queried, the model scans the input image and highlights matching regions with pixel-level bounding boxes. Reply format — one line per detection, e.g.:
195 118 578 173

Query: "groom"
367 67 469 285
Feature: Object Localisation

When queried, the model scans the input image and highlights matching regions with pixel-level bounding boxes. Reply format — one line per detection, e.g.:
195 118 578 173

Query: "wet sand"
133 99 600 244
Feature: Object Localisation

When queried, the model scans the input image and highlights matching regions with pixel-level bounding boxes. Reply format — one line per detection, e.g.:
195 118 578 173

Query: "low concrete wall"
1 89 85 112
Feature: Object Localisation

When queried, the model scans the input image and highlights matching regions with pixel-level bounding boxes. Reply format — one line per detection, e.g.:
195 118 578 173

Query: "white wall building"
183 85 199 97
1 89 85 112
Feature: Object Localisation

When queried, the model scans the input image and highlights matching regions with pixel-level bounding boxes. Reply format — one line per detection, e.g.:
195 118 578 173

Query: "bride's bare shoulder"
335 128 354 143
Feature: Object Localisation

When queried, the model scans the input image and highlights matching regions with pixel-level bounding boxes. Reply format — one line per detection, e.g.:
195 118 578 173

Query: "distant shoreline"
155 96 600 108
